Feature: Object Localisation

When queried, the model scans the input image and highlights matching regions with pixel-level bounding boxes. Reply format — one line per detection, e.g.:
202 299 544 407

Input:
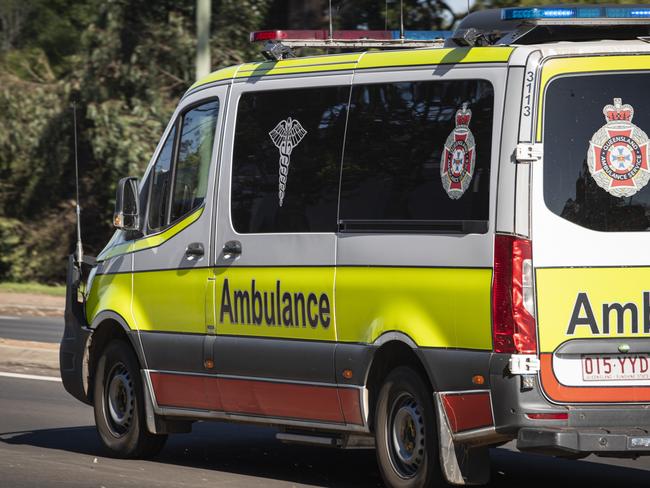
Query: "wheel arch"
364 332 436 432
87 310 144 403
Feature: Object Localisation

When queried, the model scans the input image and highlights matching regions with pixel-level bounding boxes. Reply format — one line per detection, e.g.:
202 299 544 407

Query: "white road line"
0 371 61 382
0 315 20 320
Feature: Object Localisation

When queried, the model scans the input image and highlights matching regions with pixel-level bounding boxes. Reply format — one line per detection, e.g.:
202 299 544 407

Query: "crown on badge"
604 98 634 123
455 102 472 127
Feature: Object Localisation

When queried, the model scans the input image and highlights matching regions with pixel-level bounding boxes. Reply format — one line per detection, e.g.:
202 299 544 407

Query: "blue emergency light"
502 6 650 21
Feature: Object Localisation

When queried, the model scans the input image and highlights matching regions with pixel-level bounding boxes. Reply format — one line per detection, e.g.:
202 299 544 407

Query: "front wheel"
93 340 167 458
375 367 445 488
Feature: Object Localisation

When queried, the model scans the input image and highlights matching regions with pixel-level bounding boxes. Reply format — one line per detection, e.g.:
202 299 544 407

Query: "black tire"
93 339 167 458
375 367 445 488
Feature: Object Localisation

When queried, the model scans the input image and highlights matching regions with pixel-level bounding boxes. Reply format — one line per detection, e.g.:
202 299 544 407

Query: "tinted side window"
170 100 219 223
148 127 176 230
231 86 349 233
339 80 494 233
544 73 650 232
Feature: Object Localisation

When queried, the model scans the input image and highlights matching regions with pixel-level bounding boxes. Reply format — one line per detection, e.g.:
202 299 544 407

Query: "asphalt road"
0 315 63 343
2 317 650 487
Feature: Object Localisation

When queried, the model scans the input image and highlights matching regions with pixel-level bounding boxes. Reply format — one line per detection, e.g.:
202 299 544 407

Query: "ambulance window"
544 73 650 232
170 99 219 223
231 85 349 233
148 126 176 231
339 80 493 233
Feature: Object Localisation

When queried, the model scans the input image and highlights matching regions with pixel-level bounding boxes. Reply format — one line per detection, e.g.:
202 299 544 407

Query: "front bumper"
59 255 92 405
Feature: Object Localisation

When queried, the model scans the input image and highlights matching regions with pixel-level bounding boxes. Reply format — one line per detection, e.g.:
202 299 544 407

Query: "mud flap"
435 394 491 486
59 255 92 405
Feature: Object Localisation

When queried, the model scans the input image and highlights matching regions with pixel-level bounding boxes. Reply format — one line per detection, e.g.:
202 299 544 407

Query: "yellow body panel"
335 267 492 349
132 267 212 334
86 269 134 327
536 267 650 352
356 47 513 69
536 55 650 142
88 265 492 347
213 266 337 342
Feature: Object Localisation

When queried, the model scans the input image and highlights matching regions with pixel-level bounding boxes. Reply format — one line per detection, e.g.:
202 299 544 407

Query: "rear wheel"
375 367 445 488
93 340 167 458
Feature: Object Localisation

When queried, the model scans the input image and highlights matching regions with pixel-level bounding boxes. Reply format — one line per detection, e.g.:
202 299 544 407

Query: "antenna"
328 0 333 40
72 102 84 266
399 0 404 40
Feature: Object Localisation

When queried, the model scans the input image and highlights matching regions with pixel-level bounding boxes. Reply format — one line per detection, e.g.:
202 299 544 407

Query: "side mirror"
114 177 140 231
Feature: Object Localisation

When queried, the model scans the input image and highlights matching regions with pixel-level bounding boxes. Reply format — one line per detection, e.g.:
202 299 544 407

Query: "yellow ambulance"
60 6 650 487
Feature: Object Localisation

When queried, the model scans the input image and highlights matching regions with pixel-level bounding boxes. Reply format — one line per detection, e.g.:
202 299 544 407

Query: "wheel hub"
105 363 134 435
388 393 425 478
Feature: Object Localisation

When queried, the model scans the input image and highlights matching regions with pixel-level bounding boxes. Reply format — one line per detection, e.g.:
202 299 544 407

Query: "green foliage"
0 0 269 283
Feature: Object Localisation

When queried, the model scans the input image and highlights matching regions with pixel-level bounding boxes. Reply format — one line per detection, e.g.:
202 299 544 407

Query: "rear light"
525 412 568 420
493 235 537 354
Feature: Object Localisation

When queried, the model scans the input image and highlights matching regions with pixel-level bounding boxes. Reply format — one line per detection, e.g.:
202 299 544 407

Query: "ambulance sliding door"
212 74 351 423
335 66 504 352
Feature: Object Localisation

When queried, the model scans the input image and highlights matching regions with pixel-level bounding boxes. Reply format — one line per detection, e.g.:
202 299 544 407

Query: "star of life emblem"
587 98 650 198
441 103 476 200
269 117 307 207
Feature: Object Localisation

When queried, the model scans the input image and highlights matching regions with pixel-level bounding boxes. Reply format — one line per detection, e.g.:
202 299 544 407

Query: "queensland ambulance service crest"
441 103 476 200
587 98 650 198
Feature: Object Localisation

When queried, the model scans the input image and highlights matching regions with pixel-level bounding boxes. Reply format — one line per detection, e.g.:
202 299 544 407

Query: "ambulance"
60 6 650 487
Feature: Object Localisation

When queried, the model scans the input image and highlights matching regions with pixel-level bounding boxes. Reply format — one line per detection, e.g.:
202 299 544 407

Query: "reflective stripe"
190 47 515 91
97 206 204 261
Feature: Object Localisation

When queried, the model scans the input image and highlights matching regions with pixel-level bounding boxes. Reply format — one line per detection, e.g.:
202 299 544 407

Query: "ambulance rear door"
531 53 650 404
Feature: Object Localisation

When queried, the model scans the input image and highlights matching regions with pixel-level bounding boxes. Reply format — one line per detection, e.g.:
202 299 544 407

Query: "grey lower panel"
139 331 205 373
214 335 337 384
334 342 376 387
418 348 493 392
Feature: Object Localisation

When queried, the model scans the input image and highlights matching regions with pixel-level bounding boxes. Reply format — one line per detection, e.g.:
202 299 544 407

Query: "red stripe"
149 372 361 424
540 353 650 403
338 387 364 425
219 378 344 422
441 392 493 433
150 372 223 410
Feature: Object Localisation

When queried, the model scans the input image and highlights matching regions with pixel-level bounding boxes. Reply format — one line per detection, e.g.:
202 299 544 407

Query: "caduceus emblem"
269 117 307 207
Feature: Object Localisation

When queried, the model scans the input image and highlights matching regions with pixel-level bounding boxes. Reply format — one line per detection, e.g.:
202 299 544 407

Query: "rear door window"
339 79 494 233
543 73 650 232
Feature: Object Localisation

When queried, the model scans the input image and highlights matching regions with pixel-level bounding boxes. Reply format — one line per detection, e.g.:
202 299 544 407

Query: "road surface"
0 315 63 343
2 316 650 487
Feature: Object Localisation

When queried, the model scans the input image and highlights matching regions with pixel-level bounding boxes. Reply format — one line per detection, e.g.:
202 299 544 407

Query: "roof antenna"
328 0 333 40
72 102 84 266
399 0 404 40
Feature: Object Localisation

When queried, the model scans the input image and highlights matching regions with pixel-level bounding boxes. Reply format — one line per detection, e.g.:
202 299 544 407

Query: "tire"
93 339 167 458
375 367 445 488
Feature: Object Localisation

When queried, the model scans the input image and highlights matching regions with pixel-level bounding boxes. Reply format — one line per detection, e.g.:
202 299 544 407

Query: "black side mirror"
114 177 140 231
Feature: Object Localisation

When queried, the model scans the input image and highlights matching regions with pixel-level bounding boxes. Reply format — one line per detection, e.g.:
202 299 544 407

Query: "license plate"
582 354 650 381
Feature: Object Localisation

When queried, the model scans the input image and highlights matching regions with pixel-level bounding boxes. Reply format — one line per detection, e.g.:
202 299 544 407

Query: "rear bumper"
518 427 650 456
490 352 650 455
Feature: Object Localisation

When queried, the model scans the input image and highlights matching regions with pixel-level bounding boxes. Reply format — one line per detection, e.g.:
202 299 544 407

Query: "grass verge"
0 282 66 297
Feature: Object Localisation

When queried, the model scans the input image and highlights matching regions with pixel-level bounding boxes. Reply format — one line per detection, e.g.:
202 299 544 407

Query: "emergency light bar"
502 6 650 22
251 29 448 59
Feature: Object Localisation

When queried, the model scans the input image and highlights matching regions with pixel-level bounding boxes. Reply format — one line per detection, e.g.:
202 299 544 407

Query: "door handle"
223 240 242 259
185 242 204 259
